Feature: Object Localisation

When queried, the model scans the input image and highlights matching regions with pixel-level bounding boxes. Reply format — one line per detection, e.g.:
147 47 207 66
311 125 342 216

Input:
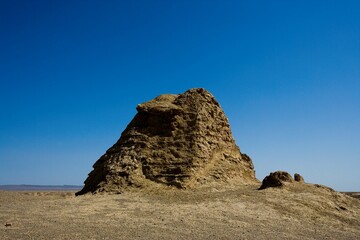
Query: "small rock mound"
294 173 305 183
76 88 258 195
259 171 293 190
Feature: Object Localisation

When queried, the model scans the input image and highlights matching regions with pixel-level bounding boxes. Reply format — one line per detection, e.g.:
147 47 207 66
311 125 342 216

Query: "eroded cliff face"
76 88 257 195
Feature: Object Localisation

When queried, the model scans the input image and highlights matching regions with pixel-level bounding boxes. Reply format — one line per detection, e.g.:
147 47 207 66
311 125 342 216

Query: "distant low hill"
0 185 83 191
342 192 360 200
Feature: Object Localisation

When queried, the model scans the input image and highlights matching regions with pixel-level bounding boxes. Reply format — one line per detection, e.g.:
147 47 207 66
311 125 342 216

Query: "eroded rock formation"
76 88 257 195
294 173 305 183
259 171 294 190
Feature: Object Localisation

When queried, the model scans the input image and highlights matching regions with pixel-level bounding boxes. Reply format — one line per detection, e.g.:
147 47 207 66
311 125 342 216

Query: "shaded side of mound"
76 88 257 195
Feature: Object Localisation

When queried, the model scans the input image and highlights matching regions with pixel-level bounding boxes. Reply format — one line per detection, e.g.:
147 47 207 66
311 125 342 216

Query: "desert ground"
1 183 359 240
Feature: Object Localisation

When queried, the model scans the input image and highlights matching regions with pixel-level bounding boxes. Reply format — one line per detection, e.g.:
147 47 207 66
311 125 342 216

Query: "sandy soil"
1 183 359 240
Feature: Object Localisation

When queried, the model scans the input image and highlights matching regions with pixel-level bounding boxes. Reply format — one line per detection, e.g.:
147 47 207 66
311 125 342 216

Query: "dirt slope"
1 183 359 240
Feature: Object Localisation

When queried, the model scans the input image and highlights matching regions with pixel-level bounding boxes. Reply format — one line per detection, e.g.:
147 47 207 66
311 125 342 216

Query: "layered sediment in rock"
76 88 257 195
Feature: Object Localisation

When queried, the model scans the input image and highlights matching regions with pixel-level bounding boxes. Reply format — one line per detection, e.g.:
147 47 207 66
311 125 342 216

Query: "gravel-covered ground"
1 183 359 240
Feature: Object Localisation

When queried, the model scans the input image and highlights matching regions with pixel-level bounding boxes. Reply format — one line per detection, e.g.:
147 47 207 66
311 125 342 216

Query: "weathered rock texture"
259 171 294 190
76 88 257 195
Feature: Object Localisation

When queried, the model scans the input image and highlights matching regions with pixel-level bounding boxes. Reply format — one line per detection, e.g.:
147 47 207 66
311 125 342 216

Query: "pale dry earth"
1 183 360 240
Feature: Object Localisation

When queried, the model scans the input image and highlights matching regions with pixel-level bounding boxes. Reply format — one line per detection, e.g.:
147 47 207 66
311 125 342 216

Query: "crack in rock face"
76 88 258 195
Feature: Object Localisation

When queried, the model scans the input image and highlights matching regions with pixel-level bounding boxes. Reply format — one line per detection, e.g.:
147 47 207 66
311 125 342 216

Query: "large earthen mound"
76 88 257 195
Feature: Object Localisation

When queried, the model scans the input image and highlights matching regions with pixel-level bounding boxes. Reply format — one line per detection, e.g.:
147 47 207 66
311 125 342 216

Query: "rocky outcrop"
294 173 305 183
259 171 294 190
76 88 257 195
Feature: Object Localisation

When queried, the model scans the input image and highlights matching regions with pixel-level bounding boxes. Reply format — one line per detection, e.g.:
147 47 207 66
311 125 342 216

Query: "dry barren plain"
1 183 359 240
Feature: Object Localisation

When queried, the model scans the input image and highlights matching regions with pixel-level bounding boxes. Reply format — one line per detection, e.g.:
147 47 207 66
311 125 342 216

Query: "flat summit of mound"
76 88 257 195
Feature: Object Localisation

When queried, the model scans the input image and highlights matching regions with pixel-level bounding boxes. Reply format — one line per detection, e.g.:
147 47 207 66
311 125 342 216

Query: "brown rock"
76 88 257 195
259 171 293 190
294 173 305 183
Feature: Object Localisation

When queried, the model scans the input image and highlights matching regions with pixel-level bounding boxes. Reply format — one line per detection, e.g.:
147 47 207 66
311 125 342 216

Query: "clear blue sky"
0 0 359 191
